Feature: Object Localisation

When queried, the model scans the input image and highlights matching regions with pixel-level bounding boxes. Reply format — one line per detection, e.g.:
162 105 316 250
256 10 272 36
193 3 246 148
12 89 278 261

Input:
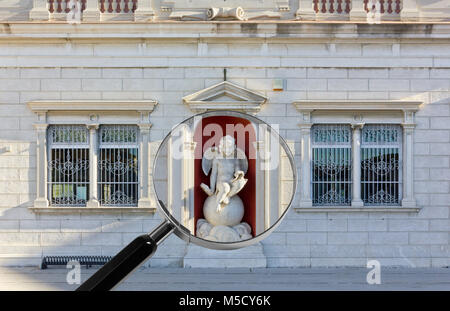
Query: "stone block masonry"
0 32 449 268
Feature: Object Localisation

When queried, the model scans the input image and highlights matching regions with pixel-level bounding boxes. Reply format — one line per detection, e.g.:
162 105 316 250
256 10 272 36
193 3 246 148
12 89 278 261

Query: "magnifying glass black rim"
152 110 298 250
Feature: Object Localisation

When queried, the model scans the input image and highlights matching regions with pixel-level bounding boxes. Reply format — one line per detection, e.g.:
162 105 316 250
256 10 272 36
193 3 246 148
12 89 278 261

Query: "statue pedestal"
183 242 266 268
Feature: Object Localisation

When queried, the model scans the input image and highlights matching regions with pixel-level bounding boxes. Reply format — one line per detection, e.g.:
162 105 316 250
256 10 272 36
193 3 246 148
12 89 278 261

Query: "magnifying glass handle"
76 221 175 291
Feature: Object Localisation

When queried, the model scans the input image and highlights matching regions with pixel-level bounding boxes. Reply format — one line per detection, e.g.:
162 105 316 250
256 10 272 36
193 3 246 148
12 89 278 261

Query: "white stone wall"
0 38 449 267
0 0 32 21
1 0 450 22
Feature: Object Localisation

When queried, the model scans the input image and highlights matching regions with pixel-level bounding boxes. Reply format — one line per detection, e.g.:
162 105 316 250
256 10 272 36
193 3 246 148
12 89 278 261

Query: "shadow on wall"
0 203 187 267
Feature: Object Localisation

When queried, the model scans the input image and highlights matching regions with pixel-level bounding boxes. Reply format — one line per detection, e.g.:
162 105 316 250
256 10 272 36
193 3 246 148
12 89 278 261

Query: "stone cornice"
1 22 450 42
293 100 423 113
27 100 158 113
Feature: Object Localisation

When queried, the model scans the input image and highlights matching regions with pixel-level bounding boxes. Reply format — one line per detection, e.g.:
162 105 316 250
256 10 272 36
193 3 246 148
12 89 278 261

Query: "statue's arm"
209 158 218 194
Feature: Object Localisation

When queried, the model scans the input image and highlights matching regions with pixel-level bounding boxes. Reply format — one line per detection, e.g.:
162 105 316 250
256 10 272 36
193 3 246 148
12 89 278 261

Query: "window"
311 123 402 207
98 125 139 206
48 125 90 206
28 99 157 211
311 124 352 206
293 99 420 210
47 124 139 207
361 124 402 205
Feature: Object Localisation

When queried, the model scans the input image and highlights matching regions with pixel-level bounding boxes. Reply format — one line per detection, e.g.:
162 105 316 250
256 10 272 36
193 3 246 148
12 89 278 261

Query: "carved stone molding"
207 7 246 21
183 81 267 114
169 11 205 20
293 100 422 113
169 7 282 21
27 100 157 114
164 0 287 21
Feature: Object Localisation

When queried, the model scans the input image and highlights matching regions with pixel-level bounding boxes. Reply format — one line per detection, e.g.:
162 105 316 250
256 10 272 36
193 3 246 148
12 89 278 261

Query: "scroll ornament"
206 7 247 21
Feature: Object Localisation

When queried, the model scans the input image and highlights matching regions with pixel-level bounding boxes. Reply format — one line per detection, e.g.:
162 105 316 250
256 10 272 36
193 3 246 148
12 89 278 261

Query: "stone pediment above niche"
183 81 268 114
160 0 290 21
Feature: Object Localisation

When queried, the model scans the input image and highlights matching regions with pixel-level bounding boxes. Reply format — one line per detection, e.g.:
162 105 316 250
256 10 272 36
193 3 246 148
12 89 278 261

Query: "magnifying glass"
76 110 297 291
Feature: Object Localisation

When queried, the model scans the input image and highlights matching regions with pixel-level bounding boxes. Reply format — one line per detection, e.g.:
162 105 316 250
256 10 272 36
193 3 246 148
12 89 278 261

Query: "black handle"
76 221 174 291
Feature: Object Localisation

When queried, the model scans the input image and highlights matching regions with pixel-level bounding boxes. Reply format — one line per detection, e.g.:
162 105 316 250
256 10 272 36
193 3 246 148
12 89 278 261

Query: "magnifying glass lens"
153 111 296 248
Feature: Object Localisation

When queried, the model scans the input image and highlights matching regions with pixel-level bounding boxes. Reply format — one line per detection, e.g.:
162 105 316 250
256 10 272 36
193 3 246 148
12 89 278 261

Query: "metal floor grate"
41 255 112 269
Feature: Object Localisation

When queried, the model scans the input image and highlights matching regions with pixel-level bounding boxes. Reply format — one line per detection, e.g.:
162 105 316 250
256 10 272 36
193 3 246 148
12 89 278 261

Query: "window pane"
48 125 89 206
98 125 139 206
312 125 352 206
361 124 402 206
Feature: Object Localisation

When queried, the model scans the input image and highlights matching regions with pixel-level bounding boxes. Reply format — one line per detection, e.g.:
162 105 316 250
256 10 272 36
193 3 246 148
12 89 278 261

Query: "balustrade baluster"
116 0 121 13
57 0 62 13
108 0 113 13
395 0 401 14
100 0 105 13
329 0 335 13
65 0 70 13
364 0 369 12
313 0 319 13
380 0 385 13
49 0 55 13
345 0 351 13
321 0 327 13
337 0 343 13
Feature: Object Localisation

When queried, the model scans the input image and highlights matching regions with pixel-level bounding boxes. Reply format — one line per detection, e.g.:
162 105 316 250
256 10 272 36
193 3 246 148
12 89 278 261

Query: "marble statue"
196 135 252 242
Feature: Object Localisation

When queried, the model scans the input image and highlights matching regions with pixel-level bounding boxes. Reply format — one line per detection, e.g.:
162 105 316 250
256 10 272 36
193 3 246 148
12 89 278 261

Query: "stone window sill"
29 206 157 214
293 206 421 213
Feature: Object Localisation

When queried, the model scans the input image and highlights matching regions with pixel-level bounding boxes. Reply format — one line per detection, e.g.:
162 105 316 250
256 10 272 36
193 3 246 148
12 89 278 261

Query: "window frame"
293 100 421 211
27 100 157 212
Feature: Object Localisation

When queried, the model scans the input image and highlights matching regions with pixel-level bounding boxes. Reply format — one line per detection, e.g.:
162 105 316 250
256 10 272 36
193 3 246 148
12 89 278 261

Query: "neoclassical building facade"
0 0 449 268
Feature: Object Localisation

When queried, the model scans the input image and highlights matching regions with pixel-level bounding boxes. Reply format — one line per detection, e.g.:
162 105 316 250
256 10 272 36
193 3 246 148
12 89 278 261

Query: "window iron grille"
361 124 402 206
311 124 352 206
98 125 139 206
47 125 89 206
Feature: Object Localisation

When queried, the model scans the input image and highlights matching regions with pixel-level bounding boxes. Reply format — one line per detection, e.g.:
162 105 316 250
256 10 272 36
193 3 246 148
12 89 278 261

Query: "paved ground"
0 267 449 291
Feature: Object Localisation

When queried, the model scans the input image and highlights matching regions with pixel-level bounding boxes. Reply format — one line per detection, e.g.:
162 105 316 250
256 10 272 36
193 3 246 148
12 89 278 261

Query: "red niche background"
193 115 256 236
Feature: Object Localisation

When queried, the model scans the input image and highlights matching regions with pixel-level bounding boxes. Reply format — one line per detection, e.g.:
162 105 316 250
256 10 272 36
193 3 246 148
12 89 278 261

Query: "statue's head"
218 135 235 157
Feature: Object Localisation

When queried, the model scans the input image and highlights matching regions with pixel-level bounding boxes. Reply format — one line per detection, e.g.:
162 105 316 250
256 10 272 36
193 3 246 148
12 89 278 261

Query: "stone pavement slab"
0 267 449 291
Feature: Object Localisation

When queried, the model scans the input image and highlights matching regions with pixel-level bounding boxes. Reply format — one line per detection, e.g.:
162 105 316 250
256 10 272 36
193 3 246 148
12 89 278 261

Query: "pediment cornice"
183 81 267 114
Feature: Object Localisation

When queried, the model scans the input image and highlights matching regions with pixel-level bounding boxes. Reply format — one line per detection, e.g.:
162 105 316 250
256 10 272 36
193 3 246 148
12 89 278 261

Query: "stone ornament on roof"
165 0 288 20
169 6 284 21
207 7 247 21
